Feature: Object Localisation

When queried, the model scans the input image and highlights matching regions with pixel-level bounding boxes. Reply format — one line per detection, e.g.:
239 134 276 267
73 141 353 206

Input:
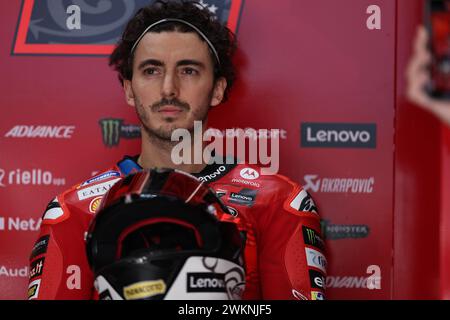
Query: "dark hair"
109 0 237 102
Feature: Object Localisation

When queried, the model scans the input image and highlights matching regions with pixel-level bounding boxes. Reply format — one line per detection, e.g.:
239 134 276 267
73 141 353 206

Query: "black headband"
131 18 221 67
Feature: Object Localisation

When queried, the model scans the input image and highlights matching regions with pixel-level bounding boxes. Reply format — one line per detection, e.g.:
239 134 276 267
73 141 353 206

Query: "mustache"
150 98 190 112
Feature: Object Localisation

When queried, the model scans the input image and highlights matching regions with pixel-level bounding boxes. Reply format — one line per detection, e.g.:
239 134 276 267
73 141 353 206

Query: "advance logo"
301 123 376 149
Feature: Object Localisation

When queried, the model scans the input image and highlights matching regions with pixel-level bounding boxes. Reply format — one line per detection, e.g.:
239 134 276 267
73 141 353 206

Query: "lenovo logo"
301 123 376 148
187 273 226 293
198 166 226 182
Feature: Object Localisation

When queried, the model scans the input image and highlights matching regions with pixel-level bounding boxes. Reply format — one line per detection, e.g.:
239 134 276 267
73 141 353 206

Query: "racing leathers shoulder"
28 156 326 300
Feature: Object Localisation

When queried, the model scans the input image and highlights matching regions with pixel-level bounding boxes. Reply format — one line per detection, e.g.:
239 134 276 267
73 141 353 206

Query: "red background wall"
394 0 442 299
0 0 447 300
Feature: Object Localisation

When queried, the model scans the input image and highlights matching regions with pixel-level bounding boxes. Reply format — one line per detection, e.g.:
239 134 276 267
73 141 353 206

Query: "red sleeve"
257 179 326 300
27 197 94 300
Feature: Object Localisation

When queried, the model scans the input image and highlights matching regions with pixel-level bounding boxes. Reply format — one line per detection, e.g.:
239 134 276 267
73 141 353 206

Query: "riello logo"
12 0 244 56
0 168 66 187
301 123 377 149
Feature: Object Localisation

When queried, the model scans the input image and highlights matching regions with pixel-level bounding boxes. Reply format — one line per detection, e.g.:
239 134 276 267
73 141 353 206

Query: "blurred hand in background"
406 25 450 126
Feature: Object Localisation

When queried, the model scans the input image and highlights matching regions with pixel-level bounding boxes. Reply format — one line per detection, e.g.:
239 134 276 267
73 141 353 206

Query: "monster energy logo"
99 119 141 147
302 226 325 250
320 220 370 240
306 229 315 242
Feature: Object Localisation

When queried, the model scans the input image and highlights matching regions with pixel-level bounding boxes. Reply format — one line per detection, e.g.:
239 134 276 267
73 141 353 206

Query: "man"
27 0 326 300
407 26 450 125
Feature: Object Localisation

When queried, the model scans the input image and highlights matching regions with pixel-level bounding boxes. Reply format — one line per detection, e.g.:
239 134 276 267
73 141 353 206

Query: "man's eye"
182 68 198 75
144 68 158 75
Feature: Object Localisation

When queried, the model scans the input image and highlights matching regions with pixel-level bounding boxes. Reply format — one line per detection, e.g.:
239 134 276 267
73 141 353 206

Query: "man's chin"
142 116 201 140
144 124 188 141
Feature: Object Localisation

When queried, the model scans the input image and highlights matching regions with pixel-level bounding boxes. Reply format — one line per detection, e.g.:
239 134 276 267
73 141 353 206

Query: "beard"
135 95 210 142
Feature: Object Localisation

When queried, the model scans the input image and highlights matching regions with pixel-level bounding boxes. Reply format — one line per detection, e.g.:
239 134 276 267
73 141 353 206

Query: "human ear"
123 80 136 107
210 77 227 107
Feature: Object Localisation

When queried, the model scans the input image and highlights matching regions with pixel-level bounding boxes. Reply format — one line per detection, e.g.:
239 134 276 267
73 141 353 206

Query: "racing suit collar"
117 155 237 183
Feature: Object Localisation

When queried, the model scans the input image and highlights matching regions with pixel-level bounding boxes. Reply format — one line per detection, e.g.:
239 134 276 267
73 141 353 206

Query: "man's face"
124 31 226 141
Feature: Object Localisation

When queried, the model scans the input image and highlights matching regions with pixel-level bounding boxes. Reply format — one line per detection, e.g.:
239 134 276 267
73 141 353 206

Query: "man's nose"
161 73 179 99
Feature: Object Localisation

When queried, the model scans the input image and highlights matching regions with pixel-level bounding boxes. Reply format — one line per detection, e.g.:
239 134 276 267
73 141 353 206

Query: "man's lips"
157 106 185 115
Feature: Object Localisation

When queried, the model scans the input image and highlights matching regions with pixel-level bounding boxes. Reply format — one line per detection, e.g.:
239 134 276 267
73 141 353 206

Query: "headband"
130 18 221 67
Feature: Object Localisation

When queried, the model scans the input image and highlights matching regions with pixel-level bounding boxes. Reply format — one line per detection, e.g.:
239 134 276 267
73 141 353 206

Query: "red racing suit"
27 156 326 300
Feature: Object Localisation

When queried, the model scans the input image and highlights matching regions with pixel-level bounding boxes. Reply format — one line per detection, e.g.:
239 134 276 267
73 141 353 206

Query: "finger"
406 27 432 79
418 25 428 42
406 72 432 106
406 52 431 79
407 90 433 109
414 25 429 54
413 27 432 62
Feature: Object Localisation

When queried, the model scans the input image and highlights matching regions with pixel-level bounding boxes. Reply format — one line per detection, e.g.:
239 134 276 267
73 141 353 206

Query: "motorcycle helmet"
85 168 246 300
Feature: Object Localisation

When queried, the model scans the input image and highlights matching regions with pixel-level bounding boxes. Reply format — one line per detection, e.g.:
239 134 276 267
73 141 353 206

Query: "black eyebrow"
138 59 164 70
137 59 206 70
176 60 205 69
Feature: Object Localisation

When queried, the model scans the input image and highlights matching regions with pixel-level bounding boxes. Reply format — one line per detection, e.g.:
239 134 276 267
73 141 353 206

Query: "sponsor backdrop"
0 0 447 299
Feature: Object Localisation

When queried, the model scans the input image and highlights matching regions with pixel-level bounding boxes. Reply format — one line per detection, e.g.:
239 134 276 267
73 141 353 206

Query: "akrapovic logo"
301 123 376 148
303 175 375 194
99 119 141 148
187 273 226 293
